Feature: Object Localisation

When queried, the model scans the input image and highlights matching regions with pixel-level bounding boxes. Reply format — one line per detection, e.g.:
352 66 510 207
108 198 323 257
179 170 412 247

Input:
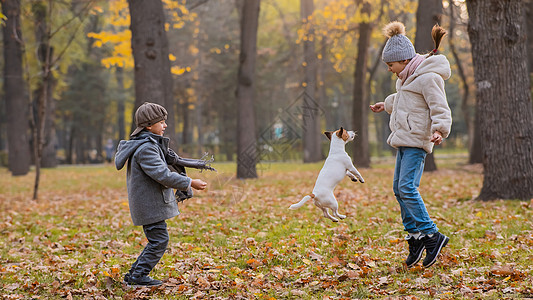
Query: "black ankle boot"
421 232 449 268
405 235 425 268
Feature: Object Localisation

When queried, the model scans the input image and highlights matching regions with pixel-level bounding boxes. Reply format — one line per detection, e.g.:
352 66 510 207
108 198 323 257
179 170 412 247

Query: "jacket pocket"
161 186 175 204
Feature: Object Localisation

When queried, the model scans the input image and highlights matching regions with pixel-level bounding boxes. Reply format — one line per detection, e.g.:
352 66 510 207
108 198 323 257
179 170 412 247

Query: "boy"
115 102 207 286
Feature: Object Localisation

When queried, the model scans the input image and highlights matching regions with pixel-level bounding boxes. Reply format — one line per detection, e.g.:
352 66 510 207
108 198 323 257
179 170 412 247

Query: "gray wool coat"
115 131 191 226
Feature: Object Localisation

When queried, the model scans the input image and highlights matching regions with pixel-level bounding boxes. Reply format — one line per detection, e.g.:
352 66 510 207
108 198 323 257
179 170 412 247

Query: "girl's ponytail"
428 25 447 57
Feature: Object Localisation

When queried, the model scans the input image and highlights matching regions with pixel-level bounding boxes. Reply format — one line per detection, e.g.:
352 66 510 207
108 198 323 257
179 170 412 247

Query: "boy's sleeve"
384 93 396 114
421 74 452 138
137 144 191 191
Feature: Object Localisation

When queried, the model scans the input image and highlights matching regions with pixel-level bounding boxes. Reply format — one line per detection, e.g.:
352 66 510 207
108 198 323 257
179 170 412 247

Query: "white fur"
289 128 364 222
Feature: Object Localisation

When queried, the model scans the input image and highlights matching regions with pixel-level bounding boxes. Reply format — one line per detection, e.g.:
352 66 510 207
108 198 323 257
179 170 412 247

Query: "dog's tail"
289 194 315 210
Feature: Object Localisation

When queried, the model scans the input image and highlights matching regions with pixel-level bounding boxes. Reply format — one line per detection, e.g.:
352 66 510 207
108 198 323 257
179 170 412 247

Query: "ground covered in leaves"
1 155 532 299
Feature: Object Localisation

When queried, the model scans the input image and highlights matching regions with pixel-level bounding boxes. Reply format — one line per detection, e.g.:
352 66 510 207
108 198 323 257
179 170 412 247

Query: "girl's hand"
191 179 207 190
431 131 443 145
370 102 385 113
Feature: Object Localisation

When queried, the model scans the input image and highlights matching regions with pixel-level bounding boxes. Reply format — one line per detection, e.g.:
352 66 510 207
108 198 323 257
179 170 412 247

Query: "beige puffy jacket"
384 54 452 153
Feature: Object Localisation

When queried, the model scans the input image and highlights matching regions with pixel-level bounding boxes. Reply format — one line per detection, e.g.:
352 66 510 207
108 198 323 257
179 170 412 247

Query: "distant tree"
414 0 443 172
2 0 31 175
301 0 321 163
447 0 481 164
466 0 533 200
127 0 176 144
60 13 108 165
352 1 372 168
32 1 57 169
236 0 260 179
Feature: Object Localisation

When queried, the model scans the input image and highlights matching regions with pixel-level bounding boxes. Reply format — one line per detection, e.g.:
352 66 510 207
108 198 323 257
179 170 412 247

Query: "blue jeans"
393 147 438 235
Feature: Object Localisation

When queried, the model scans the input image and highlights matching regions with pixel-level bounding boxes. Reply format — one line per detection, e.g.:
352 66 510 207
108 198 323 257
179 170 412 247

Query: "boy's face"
146 120 167 136
386 60 409 76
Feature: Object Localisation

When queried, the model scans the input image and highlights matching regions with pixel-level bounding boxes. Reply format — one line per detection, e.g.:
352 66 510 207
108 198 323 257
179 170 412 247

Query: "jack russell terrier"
289 127 364 222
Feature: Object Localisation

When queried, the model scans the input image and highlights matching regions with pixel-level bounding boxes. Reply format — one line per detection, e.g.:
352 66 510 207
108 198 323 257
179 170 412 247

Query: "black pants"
129 220 169 277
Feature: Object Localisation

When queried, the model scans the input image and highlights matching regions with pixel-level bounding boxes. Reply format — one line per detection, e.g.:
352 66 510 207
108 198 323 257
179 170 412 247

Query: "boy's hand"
191 179 207 190
431 131 443 145
369 102 385 113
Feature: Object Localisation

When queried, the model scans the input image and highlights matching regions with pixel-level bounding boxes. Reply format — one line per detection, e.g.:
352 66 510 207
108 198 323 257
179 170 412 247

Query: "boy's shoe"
126 275 163 287
421 232 449 268
405 236 425 268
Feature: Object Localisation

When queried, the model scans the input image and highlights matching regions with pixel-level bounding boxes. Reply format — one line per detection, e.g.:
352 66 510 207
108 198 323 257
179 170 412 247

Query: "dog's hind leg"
329 196 346 220
324 208 340 222
315 199 339 222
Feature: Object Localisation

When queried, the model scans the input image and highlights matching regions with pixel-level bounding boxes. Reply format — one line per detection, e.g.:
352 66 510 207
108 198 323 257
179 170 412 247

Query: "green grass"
1 156 532 299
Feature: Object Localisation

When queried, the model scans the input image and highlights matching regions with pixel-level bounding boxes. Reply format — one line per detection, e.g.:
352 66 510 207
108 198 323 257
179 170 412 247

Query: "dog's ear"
337 127 344 138
324 131 332 140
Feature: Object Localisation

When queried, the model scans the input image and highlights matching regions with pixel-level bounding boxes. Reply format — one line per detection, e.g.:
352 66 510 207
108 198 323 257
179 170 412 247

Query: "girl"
370 22 452 268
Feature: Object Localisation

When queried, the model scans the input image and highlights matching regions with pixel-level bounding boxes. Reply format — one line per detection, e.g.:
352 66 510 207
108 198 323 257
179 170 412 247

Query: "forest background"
1 0 533 298
0 0 490 169
2 0 532 200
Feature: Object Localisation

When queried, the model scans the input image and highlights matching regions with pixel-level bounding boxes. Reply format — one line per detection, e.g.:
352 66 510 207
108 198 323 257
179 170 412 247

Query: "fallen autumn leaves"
0 159 532 299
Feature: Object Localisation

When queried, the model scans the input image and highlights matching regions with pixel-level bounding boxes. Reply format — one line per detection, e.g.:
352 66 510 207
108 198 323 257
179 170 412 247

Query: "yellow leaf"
302 259 311 265
169 54 177 61
476 211 483 217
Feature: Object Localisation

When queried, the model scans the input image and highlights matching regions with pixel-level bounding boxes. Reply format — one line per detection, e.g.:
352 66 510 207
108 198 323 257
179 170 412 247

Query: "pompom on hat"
381 21 416 63
131 102 168 136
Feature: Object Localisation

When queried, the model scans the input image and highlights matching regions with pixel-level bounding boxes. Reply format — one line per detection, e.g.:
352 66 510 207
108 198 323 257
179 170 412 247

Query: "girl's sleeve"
384 93 396 114
137 145 192 191
422 74 452 138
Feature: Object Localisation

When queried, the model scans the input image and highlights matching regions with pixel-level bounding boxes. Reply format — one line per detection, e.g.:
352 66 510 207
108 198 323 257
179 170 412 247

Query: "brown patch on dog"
326 127 350 141
334 127 349 141
310 193 315 198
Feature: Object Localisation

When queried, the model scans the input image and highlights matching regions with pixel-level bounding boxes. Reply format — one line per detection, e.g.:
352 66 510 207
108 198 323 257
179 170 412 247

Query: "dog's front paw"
357 176 365 183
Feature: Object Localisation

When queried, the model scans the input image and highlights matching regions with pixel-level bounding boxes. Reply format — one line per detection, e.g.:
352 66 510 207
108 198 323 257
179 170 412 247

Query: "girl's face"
386 60 409 76
147 120 167 136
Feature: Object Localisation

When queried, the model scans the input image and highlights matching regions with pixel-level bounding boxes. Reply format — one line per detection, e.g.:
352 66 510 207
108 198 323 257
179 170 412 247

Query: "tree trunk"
33 1 57 169
40 81 57 168
526 0 533 73
467 0 533 200
414 0 443 172
116 67 126 142
448 1 481 164
301 0 321 163
352 2 372 168
128 0 176 145
469 111 483 163
236 0 259 178
2 0 31 175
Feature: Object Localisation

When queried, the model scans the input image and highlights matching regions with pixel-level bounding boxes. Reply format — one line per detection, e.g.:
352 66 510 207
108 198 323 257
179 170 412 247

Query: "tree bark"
128 0 176 145
236 0 259 178
116 67 126 142
2 0 31 175
467 0 533 200
352 2 372 168
301 0 321 163
414 0 443 172
526 0 533 73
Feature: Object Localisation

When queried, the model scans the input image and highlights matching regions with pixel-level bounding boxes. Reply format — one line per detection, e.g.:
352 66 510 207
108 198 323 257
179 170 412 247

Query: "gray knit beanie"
131 102 168 136
382 21 416 63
